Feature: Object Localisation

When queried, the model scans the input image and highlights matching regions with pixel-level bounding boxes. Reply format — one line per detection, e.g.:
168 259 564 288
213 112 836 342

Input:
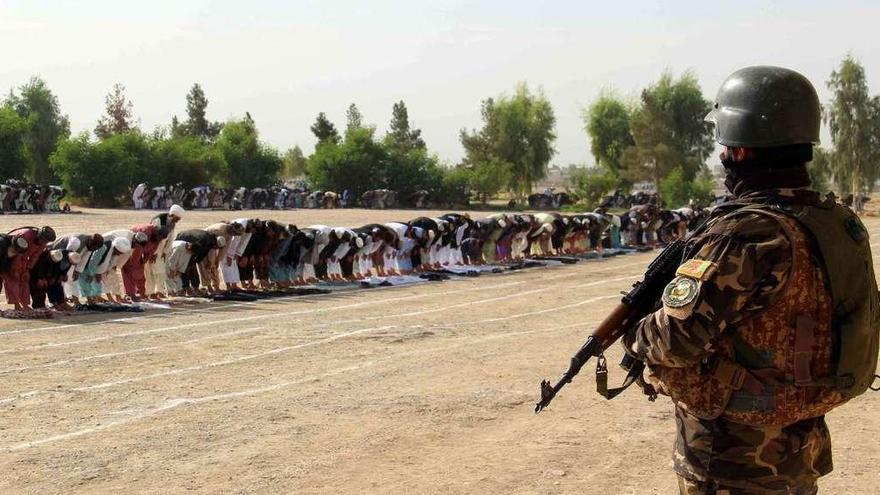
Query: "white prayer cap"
216 236 227 248
169 204 185 218
66 237 82 252
112 237 132 254
355 237 364 249
49 249 64 263
12 237 29 252
67 251 82 264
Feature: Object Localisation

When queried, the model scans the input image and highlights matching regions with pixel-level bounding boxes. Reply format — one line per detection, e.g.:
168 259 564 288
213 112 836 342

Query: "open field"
0 208 878 494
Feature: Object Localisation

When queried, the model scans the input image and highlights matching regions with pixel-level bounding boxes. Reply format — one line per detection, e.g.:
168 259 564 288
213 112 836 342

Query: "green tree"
345 103 364 136
386 100 425 151
282 145 308 178
310 112 340 145
215 117 281 187
383 146 445 200
50 131 153 206
619 70 713 190
95 83 137 139
583 91 634 178
658 167 715 208
460 84 556 201
568 166 618 208
439 166 473 206
307 126 386 196
170 115 185 138
467 158 508 203
0 105 29 179
6 76 70 184
620 105 683 190
808 147 835 194
825 56 880 210
181 83 222 140
151 136 224 187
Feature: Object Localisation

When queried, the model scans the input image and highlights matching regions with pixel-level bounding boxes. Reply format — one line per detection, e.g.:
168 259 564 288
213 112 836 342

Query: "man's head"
86 234 104 251
67 250 82 265
169 204 185 223
706 66 820 149
10 236 28 255
112 237 132 256
133 232 149 246
49 249 65 263
66 236 82 253
228 223 245 236
38 226 56 243
707 66 820 190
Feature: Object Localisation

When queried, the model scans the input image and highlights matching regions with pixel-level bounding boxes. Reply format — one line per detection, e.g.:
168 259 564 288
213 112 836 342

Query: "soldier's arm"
624 214 793 368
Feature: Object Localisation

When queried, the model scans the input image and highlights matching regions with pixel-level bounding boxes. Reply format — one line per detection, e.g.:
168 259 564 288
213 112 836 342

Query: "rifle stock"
534 239 686 413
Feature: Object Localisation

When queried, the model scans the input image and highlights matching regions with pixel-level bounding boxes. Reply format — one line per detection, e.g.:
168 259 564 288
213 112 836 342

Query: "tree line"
0 55 877 208
576 57 880 208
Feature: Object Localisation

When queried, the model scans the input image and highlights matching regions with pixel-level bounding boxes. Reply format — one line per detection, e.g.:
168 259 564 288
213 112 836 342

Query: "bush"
306 128 450 203
437 166 471 206
215 119 281 188
152 136 224 187
0 105 29 180
307 128 387 196
568 167 619 208
659 167 715 208
51 132 151 206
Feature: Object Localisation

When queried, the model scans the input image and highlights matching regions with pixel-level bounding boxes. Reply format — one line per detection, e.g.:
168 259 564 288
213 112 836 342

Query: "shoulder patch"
663 276 700 308
662 276 701 320
844 216 867 243
675 259 718 281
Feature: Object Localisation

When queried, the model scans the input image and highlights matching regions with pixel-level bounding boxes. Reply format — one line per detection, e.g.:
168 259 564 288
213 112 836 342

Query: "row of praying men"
1 204 707 313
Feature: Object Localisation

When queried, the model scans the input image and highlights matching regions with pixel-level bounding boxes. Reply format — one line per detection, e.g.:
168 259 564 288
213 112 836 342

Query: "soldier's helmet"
705 66 820 148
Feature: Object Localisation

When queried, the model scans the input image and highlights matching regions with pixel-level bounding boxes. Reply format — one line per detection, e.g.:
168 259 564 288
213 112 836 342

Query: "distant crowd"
132 183 432 210
0 180 68 214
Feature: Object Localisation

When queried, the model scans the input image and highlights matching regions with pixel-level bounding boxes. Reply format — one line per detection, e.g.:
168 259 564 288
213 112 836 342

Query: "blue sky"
1 0 877 167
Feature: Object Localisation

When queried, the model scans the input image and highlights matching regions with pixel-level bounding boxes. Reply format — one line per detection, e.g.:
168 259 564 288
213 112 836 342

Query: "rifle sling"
595 353 643 400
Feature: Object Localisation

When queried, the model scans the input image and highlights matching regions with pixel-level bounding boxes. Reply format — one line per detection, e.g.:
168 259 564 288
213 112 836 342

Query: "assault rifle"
535 239 686 413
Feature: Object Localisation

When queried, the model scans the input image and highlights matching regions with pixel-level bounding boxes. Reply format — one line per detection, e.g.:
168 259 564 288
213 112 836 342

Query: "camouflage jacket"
623 188 833 490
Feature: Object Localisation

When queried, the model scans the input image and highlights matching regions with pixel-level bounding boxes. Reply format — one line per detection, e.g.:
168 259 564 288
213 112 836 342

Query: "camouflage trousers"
678 476 818 494
673 407 831 493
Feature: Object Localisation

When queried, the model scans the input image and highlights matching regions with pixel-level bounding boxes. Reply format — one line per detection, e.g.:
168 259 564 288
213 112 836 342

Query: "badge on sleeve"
662 276 699 308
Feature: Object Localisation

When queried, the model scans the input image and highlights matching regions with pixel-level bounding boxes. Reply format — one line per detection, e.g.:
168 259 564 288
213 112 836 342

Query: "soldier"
623 66 879 494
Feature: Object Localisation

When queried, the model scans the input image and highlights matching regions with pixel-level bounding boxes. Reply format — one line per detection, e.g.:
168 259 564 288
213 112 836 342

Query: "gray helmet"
705 66 820 148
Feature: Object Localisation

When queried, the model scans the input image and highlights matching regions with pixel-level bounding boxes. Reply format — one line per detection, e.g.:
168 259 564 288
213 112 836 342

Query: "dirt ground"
0 207 878 494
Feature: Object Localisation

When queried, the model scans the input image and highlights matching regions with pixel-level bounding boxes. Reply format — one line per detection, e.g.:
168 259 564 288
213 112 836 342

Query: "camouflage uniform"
624 188 833 494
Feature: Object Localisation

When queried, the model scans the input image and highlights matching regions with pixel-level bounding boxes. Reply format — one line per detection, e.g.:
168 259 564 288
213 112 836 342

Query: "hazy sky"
1 0 877 167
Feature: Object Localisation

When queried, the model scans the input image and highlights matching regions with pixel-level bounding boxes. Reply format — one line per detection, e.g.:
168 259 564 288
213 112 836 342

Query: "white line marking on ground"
0 274 639 381
0 277 639 405
3 319 599 452
0 326 265 375
0 257 636 337
74 325 396 392
0 280 527 355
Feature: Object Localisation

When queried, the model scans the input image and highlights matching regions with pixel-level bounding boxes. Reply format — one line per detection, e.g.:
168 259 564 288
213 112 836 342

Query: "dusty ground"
0 207 878 494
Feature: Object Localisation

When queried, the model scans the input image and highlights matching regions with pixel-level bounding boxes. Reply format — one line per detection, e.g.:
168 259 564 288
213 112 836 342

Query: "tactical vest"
651 199 880 427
